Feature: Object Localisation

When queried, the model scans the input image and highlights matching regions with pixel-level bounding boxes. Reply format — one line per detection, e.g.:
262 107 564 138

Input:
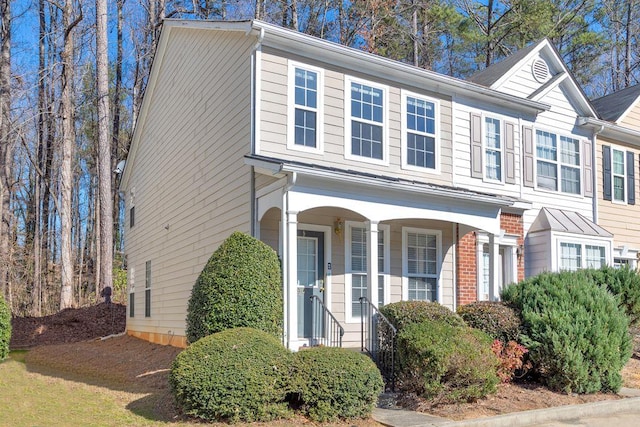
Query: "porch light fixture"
334 218 344 238
517 245 524 259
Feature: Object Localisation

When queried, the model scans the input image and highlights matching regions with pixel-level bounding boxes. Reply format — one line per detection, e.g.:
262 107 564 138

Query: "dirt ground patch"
9 306 640 423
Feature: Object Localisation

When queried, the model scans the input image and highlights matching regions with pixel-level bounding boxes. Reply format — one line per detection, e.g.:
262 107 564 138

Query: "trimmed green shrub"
396 320 499 403
291 347 384 422
580 266 640 326
379 300 465 331
501 271 632 393
169 327 293 423
186 231 282 343
457 301 521 343
0 294 9 361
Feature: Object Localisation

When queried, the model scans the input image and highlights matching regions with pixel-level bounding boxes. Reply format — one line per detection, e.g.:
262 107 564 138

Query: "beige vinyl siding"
124 28 255 339
620 102 640 128
596 137 640 249
258 48 454 186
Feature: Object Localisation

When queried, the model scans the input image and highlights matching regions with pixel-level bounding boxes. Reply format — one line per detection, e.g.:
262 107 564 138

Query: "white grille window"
404 230 439 302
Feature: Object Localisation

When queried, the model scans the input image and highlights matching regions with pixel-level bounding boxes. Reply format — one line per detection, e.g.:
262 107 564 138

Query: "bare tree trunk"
624 0 633 87
59 0 81 309
412 6 418 66
96 0 112 298
0 0 13 301
112 0 124 257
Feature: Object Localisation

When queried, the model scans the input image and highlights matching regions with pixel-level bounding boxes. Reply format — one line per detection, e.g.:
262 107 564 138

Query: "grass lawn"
0 351 192 427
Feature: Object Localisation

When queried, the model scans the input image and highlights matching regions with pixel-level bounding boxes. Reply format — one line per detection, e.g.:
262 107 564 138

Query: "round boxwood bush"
457 301 522 343
579 266 640 326
186 231 282 343
396 320 499 403
0 294 10 361
501 271 632 393
169 327 293 423
379 300 465 331
291 346 384 422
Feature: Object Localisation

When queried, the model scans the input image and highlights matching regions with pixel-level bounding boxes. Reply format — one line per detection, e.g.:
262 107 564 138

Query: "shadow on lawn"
22 336 187 423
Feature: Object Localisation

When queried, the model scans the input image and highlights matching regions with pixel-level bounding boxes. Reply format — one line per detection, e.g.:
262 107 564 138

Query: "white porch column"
366 220 379 308
489 233 500 301
286 210 298 349
476 239 485 301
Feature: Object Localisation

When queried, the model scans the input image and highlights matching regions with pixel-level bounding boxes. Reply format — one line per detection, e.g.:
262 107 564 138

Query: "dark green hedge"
501 271 632 393
579 266 640 326
396 320 499 403
0 294 9 361
457 301 522 343
185 231 283 343
291 347 384 422
379 300 465 331
169 327 293 423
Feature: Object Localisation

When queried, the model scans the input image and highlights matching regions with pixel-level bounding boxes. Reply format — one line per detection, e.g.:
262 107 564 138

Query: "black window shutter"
603 145 612 201
628 151 635 205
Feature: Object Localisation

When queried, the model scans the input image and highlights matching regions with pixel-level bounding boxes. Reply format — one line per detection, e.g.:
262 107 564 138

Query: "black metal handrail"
309 295 344 347
359 296 397 390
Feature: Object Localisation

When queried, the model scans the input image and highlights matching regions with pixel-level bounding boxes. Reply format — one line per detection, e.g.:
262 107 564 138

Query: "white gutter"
245 156 516 207
578 117 640 146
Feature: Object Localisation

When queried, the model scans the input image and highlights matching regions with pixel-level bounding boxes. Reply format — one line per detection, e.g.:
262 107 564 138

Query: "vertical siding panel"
582 139 593 198
603 145 612 201
628 151 635 205
505 122 516 184
470 113 483 178
522 126 535 188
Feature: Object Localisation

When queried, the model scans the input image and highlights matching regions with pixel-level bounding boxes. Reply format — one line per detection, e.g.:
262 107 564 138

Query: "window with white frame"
145 260 151 317
404 229 439 302
485 117 502 181
346 223 389 320
346 78 386 162
288 64 322 151
585 245 606 268
129 267 135 318
536 130 581 194
403 93 437 170
349 226 367 318
559 242 581 271
613 149 626 202
560 242 607 271
378 227 389 307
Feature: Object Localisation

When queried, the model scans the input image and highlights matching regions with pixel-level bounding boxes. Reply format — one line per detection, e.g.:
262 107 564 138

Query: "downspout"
281 171 297 348
249 27 265 237
591 124 604 224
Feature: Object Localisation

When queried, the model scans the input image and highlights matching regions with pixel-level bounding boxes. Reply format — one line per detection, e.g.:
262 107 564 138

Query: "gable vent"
532 58 549 83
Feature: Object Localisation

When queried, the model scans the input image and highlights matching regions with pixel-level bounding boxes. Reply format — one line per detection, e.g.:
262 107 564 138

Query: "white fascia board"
251 21 549 116
578 117 640 147
280 163 514 207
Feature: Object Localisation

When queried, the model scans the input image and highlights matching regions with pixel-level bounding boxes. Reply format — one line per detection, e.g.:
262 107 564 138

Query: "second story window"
346 77 387 163
403 93 437 170
536 130 580 195
485 117 502 181
613 149 626 202
294 68 318 147
288 62 323 153
603 145 635 205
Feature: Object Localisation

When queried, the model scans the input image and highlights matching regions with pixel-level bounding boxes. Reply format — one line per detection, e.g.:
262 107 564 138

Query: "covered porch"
247 155 524 350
